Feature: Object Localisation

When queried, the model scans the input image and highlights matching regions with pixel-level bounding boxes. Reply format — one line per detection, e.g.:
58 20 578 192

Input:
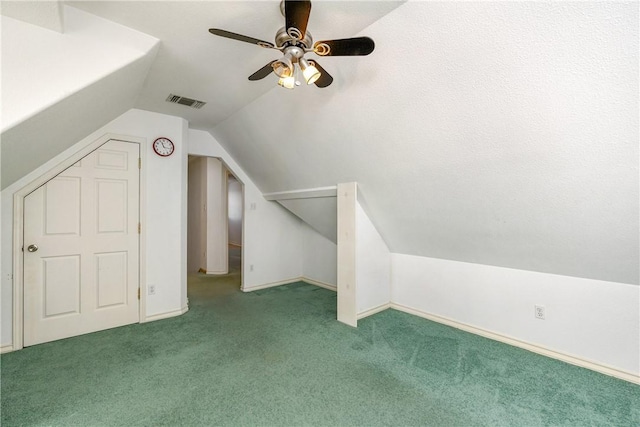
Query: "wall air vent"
165 94 206 109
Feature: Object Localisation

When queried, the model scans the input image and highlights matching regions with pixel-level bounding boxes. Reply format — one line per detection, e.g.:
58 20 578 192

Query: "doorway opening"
227 171 243 276
187 156 244 298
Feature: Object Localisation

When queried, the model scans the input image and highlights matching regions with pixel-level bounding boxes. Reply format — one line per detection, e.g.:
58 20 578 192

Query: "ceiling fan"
209 0 375 89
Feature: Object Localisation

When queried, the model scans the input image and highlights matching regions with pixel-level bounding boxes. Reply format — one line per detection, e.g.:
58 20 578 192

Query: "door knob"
27 244 38 252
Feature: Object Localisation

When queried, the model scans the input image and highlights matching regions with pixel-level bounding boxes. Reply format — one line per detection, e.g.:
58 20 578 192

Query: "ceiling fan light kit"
209 0 375 89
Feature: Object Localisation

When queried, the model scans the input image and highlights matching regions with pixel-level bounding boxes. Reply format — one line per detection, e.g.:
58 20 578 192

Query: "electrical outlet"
148 284 156 295
534 305 545 320
250 202 257 211
249 264 254 272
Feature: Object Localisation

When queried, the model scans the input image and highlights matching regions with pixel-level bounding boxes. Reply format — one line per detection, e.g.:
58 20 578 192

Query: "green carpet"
1 277 638 426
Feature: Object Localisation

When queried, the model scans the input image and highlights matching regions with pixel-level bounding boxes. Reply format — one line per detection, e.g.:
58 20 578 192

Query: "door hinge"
138 288 141 300
138 223 141 234
138 158 141 169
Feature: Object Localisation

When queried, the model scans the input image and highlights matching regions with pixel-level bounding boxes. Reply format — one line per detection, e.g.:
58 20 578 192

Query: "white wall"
187 157 207 273
302 224 337 287
187 129 305 289
1 6 160 189
391 253 640 377
1 109 188 346
277 197 337 244
205 158 228 274
1 6 156 133
0 1 64 33
356 201 391 315
227 176 243 246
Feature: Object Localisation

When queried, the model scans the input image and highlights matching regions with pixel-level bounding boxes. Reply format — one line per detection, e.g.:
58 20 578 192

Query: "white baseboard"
357 302 391 320
205 270 228 275
242 277 302 292
143 305 189 323
390 302 639 385
1 307 190 351
242 277 337 293
302 277 337 291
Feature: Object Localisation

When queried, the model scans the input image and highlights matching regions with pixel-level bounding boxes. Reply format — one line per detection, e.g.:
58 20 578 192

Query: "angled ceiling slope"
212 1 639 285
67 0 406 129
265 187 338 243
0 0 64 32
1 6 159 189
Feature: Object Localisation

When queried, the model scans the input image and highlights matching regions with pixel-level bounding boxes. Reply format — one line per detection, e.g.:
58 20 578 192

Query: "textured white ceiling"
0 0 64 32
67 0 404 128
212 1 639 284
14 1 637 284
1 6 159 188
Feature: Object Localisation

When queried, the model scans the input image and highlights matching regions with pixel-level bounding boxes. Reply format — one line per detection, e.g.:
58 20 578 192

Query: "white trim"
239 170 245 291
390 302 640 385
302 277 337 291
263 186 337 201
1 344 14 354
357 303 391 320
337 182 358 327
205 269 229 275
142 305 189 323
241 277 302 292
138 139 148 323
12 193 24 351
241 277 337 293
12 134 147 350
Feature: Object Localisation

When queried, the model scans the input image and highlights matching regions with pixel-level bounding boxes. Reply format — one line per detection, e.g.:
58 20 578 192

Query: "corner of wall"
301 222 337 287
355 193 392 317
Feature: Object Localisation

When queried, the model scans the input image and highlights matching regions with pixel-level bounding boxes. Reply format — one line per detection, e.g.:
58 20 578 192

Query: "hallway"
188 245 241 300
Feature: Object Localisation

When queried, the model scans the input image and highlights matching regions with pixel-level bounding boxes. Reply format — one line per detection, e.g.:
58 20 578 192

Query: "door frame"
226 169 244 281
12 133 147 351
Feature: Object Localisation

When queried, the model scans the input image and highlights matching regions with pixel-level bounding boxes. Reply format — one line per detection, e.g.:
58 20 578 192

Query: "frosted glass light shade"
302 65 321 85
278 75 295 89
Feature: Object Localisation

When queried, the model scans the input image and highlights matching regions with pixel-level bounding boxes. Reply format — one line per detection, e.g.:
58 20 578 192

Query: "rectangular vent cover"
166 94 206 109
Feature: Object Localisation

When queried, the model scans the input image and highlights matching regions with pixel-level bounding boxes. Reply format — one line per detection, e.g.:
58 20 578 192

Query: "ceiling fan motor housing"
275 26 313 50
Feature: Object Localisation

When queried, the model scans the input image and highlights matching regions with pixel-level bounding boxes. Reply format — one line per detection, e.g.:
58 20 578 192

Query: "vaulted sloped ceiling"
0 0 64 32
1 5 160 188
67 0 405 128
211 2 639 285
5 1 638 284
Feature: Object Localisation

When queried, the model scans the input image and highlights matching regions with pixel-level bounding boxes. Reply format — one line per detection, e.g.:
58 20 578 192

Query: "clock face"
153 137 174 157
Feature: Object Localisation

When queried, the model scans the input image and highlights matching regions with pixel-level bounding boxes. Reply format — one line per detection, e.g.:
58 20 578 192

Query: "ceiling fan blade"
284 0 312 39
313 37 375 56
209 28 275 49
248 61 276 81
308 60 333 88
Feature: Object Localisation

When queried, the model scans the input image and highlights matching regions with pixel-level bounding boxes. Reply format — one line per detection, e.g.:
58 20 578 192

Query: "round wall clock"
153 137 175 157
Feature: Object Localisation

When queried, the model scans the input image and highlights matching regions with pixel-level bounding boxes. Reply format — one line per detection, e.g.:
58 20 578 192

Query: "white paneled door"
23 140 140 346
